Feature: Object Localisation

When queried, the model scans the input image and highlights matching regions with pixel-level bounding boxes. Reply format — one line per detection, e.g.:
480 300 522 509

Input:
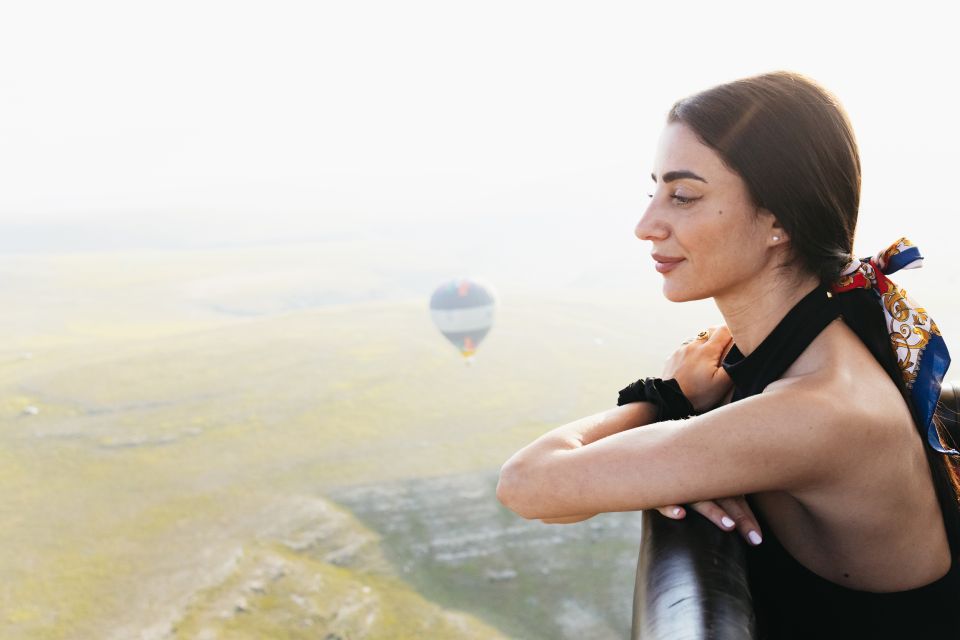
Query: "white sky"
1 0 958 258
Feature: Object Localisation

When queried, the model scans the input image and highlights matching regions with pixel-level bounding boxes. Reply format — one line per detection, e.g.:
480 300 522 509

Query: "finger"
717 496 763 545
656 505 686 519
704 325 732 351
720 337 736 361
689 500 736 531
712 339 735 365
707 324 730 340
711 366 733 383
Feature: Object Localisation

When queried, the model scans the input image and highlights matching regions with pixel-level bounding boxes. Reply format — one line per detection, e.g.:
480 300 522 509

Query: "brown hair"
668 70 960 555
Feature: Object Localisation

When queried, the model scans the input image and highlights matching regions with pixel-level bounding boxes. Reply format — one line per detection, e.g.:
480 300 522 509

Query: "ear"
758 207 788 246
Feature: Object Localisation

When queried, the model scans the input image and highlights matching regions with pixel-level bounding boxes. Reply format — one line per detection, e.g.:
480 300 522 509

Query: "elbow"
496 459 538 520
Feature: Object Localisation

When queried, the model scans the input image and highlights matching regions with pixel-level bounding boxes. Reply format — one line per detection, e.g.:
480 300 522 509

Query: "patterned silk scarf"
829 237 957 456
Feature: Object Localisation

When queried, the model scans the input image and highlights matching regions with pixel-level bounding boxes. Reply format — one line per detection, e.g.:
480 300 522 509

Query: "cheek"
686 213 730 262
688 213 760 273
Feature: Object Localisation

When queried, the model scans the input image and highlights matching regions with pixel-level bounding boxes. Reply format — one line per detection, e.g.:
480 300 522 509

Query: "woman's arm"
497 375 864 520
504 403 658 525
502 401 659 465
539 513 599 524
526 387 756 538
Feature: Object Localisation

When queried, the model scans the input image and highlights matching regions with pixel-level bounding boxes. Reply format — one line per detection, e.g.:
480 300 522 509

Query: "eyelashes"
647 193 699 206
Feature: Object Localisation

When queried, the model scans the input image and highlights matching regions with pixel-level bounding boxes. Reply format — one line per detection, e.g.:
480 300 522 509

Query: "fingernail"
748 530 763 545
673 507 683 517
721 516 735 528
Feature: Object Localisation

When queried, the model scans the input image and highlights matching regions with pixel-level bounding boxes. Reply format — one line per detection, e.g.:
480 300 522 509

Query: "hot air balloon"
429 277 496 363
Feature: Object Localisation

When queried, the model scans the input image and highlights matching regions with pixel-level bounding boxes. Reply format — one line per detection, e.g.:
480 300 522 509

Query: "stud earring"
772 235 781 241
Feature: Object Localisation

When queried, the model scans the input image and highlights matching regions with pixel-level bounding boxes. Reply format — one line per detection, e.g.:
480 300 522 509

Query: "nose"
635 195 668 242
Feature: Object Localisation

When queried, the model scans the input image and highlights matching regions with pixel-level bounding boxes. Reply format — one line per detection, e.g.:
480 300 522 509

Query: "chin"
662 281 708 303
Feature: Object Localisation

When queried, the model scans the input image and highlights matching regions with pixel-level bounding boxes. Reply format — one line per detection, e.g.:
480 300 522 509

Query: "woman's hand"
663 324 734 413
654 496 763 546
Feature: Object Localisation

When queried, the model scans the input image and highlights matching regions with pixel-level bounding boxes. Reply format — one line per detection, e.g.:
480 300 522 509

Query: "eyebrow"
650 170 708 184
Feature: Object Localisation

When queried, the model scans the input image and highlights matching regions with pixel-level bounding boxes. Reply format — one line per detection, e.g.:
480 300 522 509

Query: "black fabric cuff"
616 377 696 421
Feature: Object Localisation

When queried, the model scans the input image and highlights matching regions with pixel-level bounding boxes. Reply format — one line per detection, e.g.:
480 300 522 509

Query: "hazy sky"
1 1 958 258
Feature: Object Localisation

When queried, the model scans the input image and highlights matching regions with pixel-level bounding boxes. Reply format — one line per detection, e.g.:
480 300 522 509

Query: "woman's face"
635 121 781 303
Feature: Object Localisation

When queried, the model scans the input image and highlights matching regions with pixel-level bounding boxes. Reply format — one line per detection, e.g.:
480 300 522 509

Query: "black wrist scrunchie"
616 377 696 421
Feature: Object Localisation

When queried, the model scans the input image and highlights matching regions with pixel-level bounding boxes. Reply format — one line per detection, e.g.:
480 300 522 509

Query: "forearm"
499 401 658 520
565 401 659 446
504 401 659 469
540 513 597 524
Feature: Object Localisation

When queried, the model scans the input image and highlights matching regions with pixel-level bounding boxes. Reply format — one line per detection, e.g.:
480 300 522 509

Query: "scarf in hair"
829 237 956 455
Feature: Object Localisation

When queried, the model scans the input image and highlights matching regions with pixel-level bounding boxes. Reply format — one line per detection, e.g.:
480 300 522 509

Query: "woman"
496 71 960 637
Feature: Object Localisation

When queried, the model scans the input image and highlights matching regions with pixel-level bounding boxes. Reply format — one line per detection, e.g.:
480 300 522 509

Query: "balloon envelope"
429 278 496 358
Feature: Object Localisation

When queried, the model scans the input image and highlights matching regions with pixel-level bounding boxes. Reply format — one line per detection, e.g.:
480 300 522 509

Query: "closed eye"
647 193 698 206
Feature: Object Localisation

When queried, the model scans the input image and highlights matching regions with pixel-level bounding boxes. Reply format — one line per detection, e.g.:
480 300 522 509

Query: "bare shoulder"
778 316 912 425
714 315 912 463
746 319 951 588
764 317 918 485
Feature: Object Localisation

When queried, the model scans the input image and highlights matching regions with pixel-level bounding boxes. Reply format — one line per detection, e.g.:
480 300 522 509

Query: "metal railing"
631 381 960 639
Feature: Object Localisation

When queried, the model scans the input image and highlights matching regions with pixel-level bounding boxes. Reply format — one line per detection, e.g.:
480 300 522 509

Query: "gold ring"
696 330 710 341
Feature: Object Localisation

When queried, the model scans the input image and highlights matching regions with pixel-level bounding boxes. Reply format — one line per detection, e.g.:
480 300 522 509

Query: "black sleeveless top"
720 283 960 639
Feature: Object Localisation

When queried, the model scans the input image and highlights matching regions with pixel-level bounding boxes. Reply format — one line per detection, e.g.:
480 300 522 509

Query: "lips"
651 253 684 263
651 253 685 274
